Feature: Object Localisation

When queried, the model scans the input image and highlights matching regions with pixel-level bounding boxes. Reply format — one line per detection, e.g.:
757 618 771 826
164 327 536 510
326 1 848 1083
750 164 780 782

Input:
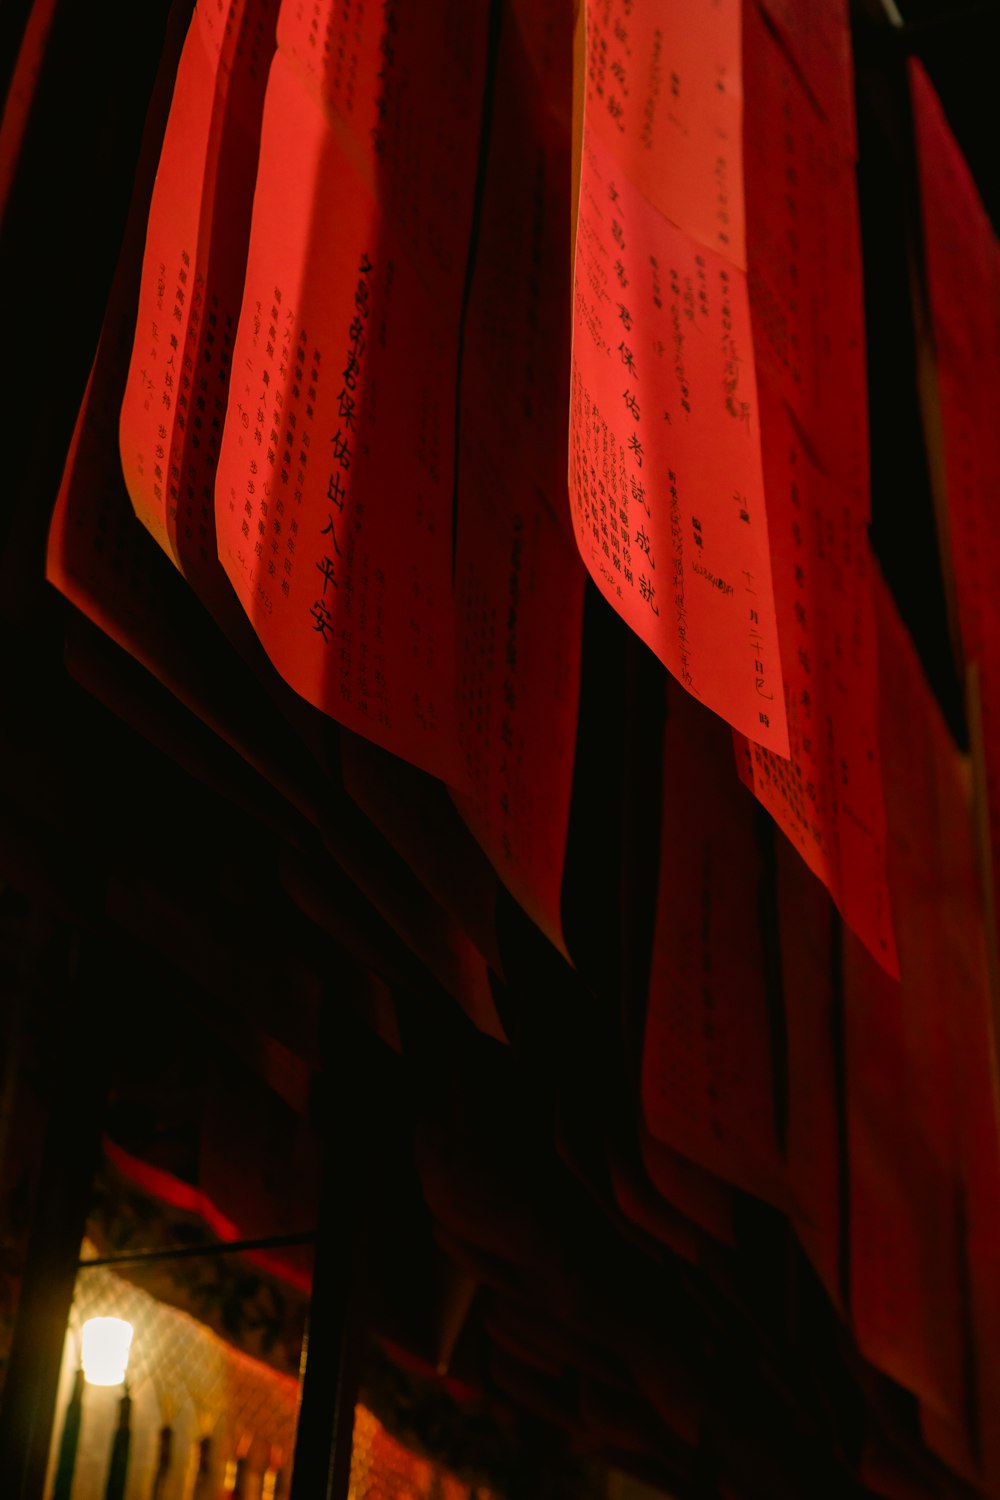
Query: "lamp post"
103 1386 133 1500
75 1316 135 1500
52 1316 137 1500
50 1366 84 1500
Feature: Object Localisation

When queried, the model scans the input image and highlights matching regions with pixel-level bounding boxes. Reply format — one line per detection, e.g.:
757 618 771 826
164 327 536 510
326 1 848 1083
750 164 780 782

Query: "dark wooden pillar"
0 935 117 1497
288 1004 376 1500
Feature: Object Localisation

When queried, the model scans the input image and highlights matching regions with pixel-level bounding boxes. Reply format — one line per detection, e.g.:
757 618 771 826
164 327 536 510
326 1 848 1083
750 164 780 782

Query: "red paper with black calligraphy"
844 578 998 1453
641 683 786 1209
910 59 1000 950
119 0 279 582
49 233 328 829
882 585 1000 1489
741 0 869 511
735 393 897 975
734 0 896 974
755 0 857 161
582 0 747 265
569 0 788 754
452 433 583 961
48 0 226 721
214 0 487 782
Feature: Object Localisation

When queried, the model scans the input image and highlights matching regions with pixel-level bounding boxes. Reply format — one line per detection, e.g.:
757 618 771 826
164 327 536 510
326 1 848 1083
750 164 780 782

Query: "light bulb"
80 1317 133 1386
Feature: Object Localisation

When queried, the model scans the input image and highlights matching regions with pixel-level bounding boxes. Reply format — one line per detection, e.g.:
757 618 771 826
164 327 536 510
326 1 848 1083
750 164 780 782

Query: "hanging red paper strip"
119 0 279 585
755 0 857 161
214 1 488 781
448 0 585 957
641 683 786 1209
909 59 1000 947
452 433 584 961
776 833 843 1314
568 0 788 754
734 0 896 976
735 393 897 975
845 576 998 1464
741 0 869 511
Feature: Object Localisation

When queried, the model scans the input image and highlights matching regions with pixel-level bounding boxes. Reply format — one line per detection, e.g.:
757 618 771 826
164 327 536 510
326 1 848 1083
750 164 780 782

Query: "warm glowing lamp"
80 1317 133 1387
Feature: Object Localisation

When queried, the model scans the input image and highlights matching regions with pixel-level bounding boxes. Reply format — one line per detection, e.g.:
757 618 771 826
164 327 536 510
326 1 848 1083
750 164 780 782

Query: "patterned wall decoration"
46 1249 507 1500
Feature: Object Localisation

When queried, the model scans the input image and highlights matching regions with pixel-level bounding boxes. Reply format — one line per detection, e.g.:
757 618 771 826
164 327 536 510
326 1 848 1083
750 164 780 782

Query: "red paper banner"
568 0 788 754
775 834 843 1312
910 59 1000 950
214 1 488 780
120 0 279 583
845 576 998 1462
741 0 869 509
735 393 897 974
641 684 785 1208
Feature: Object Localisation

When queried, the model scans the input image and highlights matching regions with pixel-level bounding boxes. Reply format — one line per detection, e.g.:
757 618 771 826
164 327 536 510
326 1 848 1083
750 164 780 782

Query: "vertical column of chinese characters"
164 252 191 530
568 379 587 545
667 465 692 687
312 254 372 662
744 568 776 736
168 251 200 532
132 260 170 515
182 284 225 572
617 435 635 594
718 267 749 428
228 294 263 581
586 391 602 562
271 304 320 602
604 5 649 621
227 285 319 615
370 3 399 158
610 183 658 623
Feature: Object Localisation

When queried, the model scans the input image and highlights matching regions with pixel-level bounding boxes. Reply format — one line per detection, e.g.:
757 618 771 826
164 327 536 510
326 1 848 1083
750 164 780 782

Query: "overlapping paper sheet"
756 0 857 157
741 0 870 512
120 0 280 590
453 434 583 959
637 1123 736 1248
317 782 508 1045
120 0 477 779
641 682 785 1210
118 0 585 959
449 0 585 958
910 58 1000 948
606 1143 706 1263
45 0 321 812
47 0 287 774
776 830 843 1312
568 0 789 755
845 575 1000 1488
734 0 897 975
212 0 486 781
340 731 504 975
